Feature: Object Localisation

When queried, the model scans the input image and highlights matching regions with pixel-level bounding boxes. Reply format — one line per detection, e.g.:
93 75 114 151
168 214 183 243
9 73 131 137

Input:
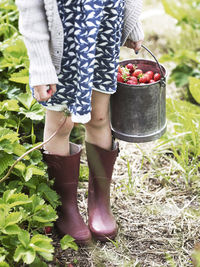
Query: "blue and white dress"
42 0 124 123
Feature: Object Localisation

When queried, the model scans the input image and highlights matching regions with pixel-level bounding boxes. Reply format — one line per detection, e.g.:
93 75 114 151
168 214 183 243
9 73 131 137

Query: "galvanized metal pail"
110 45 167 143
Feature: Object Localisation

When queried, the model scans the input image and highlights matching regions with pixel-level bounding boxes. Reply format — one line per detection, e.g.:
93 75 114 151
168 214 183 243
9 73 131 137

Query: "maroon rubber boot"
86 141 119 241
43 143 92 245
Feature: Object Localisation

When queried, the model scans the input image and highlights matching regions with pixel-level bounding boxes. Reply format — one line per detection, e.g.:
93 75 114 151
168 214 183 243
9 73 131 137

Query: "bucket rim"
119 58 167 76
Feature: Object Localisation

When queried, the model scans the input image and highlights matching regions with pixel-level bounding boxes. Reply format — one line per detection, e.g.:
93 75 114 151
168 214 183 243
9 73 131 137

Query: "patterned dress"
41 0 124 123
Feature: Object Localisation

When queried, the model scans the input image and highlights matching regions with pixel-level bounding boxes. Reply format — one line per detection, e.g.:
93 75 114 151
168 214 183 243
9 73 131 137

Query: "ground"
49 140 200 267
48 2 200 266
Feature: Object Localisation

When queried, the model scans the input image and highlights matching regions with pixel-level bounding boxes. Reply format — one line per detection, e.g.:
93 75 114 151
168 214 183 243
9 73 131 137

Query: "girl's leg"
43 109 92 244
85 90 119 242
85 90 112 150
43 109 74 156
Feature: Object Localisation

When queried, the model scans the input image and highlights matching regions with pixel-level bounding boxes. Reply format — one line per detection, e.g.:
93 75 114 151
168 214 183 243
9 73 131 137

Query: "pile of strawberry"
117 63 161 85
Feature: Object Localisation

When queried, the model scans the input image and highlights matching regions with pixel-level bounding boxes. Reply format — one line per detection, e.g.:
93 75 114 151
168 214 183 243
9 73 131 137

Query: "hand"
34 84 56 102
124 39 143 54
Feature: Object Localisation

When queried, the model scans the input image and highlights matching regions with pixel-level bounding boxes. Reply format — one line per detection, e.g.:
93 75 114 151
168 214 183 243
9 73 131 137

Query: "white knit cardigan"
16 0 144 87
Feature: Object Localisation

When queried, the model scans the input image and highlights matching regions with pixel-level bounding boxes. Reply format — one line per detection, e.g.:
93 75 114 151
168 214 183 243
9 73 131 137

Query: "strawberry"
127 80 137 85
117 73 124 83
145 71 154 80
139 75 147 84
129 76 138 83
126 63 136 73
132 69 143 78
143 74 151 83
154 73 161 81
44 226 52 234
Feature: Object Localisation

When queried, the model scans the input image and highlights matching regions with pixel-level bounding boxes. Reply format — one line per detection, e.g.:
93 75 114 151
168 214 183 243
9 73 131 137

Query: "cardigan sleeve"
121 0 144 45
15 0 58 86
127 20 144 42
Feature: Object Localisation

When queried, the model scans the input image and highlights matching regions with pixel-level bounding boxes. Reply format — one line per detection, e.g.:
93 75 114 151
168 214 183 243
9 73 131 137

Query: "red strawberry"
144 74 151 83
154 73 161 81
127 80 137 85
129 76 138 83
44 226 52 234
139 75 147 83
126 63 135 73
132 69 143 77
149 79 155 83
117 73 124 83
145 71 154 80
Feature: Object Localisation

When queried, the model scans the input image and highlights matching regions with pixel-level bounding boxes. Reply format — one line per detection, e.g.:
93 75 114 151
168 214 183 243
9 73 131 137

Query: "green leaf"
0 99 19 112
189 76 200 104
60 235 78 251
0 139 14 154
37 183 60 209
29 149 43 165
29 256 48 267
14 245 35 264
19 102 45 121
5 212 22 227
8 192 32 208
0 127 19 143
0 247 8 263
33 205 57 223
2 189 16 203
24 165 45 182
0 152 14 176
169 65 193 87
0 262 9 267
30 234 54 261
0 210 6 228
3 224 21 235
9 68 29 84
13 143 29 159
0 114 5 120
16 93 35 110
18 230 30 248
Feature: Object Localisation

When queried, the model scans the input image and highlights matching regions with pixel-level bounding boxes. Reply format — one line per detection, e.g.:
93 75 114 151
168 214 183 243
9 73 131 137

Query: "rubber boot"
86 141 119 241
43 143 92 245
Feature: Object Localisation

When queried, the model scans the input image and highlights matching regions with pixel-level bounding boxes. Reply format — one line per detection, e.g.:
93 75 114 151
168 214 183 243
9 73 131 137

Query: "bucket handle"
141 45 165 79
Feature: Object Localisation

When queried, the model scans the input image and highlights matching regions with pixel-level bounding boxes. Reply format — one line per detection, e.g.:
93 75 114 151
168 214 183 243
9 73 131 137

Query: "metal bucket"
110 45 167 143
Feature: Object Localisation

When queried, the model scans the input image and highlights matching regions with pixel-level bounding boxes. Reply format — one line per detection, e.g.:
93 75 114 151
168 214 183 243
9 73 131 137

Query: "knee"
85 112 109 130
45 116 74 137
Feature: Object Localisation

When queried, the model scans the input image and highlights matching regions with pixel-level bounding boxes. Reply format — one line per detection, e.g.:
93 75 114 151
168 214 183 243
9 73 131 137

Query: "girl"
16 0 144 244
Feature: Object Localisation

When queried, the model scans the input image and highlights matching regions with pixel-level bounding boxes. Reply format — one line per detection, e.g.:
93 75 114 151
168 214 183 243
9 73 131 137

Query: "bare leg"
85 90 112 150
43 109 74 156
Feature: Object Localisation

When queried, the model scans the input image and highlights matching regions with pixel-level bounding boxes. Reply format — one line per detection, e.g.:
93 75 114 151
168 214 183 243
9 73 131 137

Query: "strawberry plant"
0 1 79 265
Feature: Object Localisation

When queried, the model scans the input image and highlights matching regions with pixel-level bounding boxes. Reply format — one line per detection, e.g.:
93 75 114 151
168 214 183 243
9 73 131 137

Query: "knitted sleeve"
121 0 144 45
15 0 58 87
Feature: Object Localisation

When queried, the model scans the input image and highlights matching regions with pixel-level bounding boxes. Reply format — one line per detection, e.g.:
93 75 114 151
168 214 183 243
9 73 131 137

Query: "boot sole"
54 224 92 246
91 231 117 242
